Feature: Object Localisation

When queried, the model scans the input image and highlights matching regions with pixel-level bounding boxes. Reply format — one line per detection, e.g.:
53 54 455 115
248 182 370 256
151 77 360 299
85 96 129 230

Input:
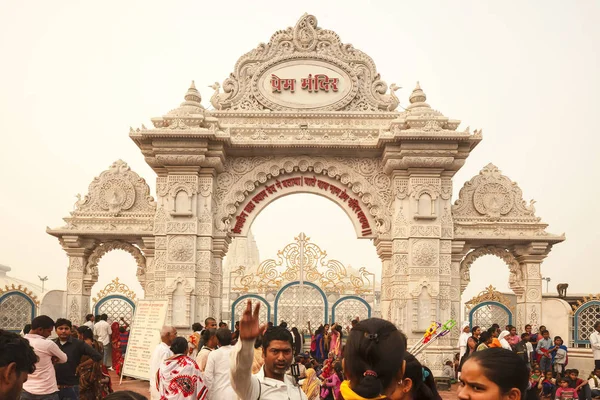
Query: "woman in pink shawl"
330 323 342 358
157 337 208 400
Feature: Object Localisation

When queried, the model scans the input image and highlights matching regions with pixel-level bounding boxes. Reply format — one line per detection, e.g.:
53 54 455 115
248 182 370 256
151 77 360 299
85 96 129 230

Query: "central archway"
214 156 393 239
274 281 328 332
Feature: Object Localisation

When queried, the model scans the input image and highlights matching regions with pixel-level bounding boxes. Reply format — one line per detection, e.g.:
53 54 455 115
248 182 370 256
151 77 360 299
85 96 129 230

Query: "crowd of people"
2 307 599 400
456 321 600 399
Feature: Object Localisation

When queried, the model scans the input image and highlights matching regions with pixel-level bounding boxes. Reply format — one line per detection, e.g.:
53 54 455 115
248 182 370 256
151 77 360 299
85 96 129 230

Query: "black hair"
85 314 94 322
55 318 72 329
77 326 94 340
267 321 274 328
334 361 344 382
471 325 480 333
254 335 263 349
204 317 216 325
192 323 202 332
403 353 440 400
486 327 496 335
104 390 148 400
344 318 407 399
491 323 500 329
541 330 549 335
291 327 302 355
594 321 600 330
280 321 288 329
170 337 188 355
525 324 532 329
0 329 38 374
23 324 31 334
202 328 217 344
507 325 515 331
570 369 579 375
94 315 101 322
478 331 491 345
218 321 227 328
521 333 529 340
101 314 108 321
216 328 232 346
262 326 294 350
466 348 529 396
31 315 55 330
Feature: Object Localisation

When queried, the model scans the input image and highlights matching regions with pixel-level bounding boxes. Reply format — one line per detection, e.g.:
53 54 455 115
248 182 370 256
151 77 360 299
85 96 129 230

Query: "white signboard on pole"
121 299 168 381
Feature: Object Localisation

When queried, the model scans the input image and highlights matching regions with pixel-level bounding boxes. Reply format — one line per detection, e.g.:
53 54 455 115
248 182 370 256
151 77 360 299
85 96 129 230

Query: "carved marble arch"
459 246 523 295
214 156 393 238
84 241 147 288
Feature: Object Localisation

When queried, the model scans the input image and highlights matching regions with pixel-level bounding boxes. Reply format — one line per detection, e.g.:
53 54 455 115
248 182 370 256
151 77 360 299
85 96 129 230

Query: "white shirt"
590 330 600 360
205 345 236 399
149 342 173 400
196 346 213 372
23 333 68 395
93 320 111 346
589 374 600 390
458 332 471 357
83 321 94 329
230 339 307 400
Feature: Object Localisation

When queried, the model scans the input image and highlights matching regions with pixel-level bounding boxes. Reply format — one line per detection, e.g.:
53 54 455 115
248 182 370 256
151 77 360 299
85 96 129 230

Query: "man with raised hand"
149 326 177 400
229 300 307 400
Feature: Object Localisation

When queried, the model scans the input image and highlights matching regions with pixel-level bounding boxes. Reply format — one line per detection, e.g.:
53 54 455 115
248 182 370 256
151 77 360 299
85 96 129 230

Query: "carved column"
376 238 395 325
140 236 155 299
61 236 96 325
451 241 468 341
157 175 200 328
514 243 549 331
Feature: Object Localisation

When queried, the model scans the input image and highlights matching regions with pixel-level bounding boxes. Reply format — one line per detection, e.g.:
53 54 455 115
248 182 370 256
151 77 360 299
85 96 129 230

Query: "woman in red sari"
110 322 123 374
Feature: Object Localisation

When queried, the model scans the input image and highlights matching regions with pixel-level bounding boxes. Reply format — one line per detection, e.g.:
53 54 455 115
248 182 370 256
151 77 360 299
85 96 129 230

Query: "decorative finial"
184 80 201 105
409 81 427 104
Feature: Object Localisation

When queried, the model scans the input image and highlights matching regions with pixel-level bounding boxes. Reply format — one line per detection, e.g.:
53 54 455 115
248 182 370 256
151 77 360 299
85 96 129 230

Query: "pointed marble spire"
409 81 427 104
183 80 202 105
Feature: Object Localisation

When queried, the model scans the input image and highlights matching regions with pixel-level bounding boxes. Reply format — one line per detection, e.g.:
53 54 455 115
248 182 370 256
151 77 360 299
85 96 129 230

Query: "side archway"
231 294 270 330
0 291 37 333
331 296 371 324
85 241 147 286
274 281 328 332
460 246 523 295
469 302 513 331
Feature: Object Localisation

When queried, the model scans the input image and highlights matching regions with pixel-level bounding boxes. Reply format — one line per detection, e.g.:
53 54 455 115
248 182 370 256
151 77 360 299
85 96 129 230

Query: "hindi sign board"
121 300 168 381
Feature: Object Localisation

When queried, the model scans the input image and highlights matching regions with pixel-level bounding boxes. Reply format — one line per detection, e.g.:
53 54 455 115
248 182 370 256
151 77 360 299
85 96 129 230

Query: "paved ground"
109 371 459 399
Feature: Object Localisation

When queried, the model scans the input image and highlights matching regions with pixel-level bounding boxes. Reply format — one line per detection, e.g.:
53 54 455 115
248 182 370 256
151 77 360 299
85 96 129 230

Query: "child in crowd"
564 369 591 400
553 336 568 377
588 367 600 398
516 333 531 367
442 360 455 381
539 370 557 399
538 330 555 373
555 378 578 399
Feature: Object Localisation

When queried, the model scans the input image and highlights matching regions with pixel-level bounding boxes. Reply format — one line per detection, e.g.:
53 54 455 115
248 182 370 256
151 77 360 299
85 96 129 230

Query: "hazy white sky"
1 1 598 305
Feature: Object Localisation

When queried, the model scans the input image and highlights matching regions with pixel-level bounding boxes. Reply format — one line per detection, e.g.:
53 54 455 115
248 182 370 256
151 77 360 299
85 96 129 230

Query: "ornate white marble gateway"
47 14 564 367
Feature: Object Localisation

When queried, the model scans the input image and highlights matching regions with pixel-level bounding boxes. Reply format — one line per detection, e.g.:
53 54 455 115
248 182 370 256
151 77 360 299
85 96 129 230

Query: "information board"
121 300 168 381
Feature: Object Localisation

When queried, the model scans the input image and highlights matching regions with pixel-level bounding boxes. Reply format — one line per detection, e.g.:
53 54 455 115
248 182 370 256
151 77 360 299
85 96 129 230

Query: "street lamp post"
542 277 551 293
38 276 48 293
